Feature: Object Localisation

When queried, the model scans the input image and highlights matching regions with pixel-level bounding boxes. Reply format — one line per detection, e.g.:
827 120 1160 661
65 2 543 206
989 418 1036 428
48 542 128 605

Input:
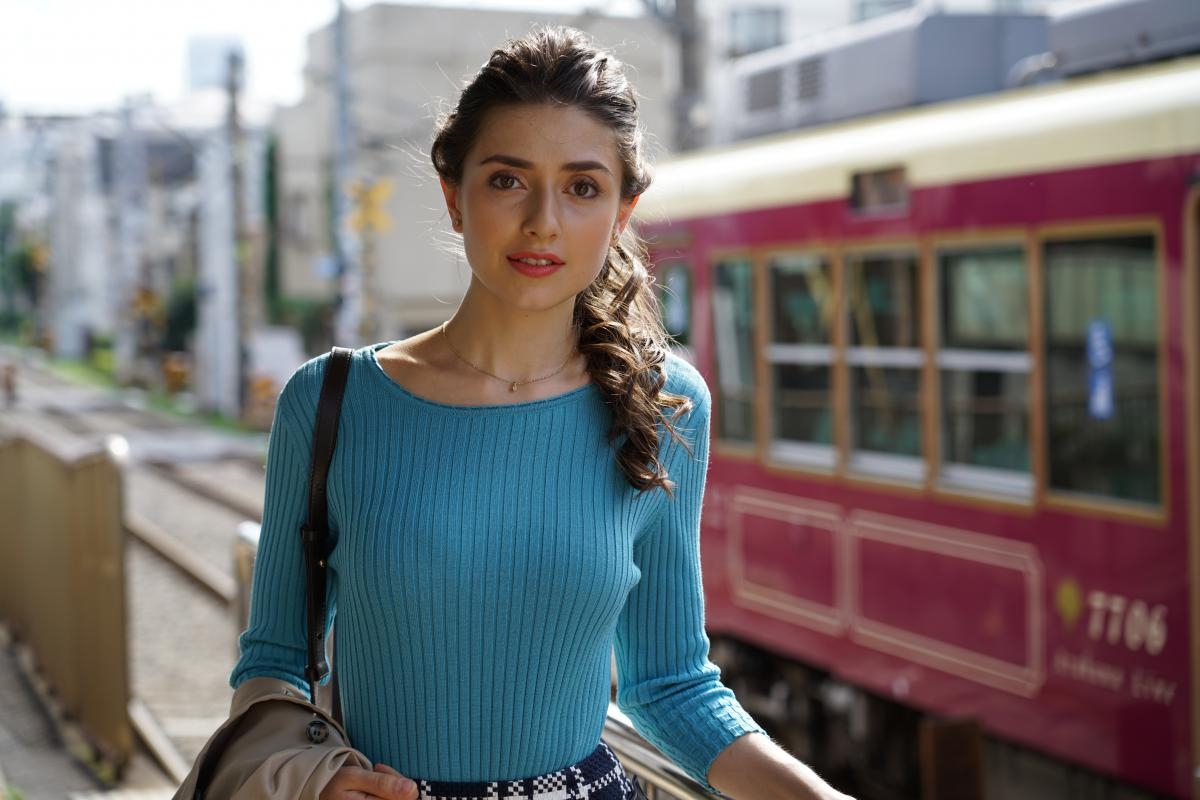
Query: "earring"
452 213 462 230
611 229 621 247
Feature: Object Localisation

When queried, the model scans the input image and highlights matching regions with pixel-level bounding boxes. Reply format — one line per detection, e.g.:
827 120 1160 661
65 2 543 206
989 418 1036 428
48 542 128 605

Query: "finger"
328 766 415 800
360 769 416 800
375 763 418 798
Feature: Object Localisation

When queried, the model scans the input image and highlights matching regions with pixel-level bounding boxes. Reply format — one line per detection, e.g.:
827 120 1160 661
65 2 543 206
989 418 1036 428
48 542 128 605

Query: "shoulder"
660 351 711 416
271 353 328 435
658 352 712 461
273 344 377 432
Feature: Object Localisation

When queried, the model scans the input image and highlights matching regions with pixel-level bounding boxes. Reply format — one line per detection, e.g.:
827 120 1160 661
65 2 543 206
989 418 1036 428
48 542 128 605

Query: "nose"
522 185 560 242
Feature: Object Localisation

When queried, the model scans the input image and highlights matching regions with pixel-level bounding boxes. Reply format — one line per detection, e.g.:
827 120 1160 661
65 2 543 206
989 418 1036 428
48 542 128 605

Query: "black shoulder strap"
302 346 353 702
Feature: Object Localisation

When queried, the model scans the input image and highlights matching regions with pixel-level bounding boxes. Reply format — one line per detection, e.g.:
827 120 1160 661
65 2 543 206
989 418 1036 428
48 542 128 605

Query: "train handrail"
602 704 718 799
235 522 717 798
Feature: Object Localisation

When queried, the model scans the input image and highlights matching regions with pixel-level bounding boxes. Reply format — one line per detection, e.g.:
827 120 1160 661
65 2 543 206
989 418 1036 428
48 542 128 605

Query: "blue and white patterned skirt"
414 741 644 800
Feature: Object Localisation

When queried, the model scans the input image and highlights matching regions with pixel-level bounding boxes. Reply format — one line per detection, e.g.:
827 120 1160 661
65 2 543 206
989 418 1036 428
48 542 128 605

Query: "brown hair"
431 26 690 493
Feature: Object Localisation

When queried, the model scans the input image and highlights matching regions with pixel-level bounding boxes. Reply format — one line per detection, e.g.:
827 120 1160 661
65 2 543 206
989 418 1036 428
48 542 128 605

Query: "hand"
319 762 419 800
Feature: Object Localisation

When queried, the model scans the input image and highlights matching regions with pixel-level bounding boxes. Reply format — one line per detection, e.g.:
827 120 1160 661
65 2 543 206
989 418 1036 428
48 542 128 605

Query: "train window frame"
1039 227 1166 513
711 255 759 452
844 247 926 483
935 243 1034 500
765 251 837 470
849 166 909 217
657 260 693 350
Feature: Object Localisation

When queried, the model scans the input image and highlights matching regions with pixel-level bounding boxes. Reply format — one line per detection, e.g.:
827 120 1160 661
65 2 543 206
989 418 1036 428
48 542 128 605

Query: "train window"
849 167 908 214
713 259 757 445
937 247 1032 496
1044 235 1159 505
847 251 924 479
658 263 692 347
767 253 835 466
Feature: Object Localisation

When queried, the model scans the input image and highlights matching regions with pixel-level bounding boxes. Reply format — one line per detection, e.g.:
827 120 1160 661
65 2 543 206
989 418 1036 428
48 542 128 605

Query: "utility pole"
115 100 148 380
333 0 361 347
227 47 251 416
642 0 706 151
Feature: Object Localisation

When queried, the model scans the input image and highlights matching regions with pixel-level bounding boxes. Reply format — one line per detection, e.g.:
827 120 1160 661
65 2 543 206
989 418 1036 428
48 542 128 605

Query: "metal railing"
234 522 716 799
603 706 716 799
0 428 133 776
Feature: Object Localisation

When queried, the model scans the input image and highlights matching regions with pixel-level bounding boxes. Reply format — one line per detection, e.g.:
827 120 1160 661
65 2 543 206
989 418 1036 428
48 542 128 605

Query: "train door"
1188 185 1200 799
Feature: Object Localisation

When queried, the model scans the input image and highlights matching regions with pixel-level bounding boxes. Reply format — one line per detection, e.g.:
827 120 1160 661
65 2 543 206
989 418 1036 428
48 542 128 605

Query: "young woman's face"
441 102 638 316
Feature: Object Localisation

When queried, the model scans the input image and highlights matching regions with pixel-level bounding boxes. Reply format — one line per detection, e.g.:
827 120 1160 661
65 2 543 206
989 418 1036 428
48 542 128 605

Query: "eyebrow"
479 154 613 176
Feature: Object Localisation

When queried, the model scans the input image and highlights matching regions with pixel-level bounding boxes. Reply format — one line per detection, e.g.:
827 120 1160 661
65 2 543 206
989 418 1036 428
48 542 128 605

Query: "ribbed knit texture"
230 343 763 788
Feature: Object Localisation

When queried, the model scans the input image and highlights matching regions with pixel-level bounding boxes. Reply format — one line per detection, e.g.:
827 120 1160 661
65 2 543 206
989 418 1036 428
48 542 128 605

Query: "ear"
440 176 462 231
614 193 640 237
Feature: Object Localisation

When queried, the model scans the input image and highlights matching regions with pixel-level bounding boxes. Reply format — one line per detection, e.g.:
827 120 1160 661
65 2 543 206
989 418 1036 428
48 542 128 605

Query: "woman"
232 26 854 800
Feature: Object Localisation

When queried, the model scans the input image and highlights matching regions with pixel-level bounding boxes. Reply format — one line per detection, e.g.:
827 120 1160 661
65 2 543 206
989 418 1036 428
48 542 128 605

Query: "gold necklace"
441 321 576 392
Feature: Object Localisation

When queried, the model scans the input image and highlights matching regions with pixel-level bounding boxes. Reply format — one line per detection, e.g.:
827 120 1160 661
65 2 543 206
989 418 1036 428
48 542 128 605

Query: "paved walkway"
0 632 176 799
0 631 106 799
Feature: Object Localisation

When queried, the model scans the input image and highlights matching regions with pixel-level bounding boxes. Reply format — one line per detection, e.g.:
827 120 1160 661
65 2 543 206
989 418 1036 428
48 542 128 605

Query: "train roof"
636 54 1200 223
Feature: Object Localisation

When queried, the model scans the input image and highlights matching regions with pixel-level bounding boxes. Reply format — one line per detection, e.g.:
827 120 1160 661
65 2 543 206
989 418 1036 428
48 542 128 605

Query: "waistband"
414 741 640 800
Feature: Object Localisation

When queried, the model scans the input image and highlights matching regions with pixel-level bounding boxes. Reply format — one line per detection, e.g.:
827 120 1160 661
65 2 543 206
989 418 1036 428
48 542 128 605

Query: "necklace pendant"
510 382 518 392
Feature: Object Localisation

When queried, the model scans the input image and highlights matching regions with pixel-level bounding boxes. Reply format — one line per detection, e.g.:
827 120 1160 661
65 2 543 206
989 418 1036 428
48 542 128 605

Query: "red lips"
507 251 565 278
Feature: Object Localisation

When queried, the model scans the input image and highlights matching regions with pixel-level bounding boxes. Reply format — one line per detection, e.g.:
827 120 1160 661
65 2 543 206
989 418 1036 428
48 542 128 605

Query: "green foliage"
49 355 114 389
276 297 333 354
263 135 282 323
7 245 39 299
87 334 115 376
162 278 198 352
0 203 37 334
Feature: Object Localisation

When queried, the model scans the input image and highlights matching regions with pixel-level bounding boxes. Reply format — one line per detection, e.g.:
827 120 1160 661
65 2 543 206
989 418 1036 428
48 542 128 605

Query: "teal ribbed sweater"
231 343 762 787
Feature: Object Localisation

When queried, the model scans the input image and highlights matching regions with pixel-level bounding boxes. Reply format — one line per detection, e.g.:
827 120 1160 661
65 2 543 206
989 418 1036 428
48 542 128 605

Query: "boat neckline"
363 341 596 412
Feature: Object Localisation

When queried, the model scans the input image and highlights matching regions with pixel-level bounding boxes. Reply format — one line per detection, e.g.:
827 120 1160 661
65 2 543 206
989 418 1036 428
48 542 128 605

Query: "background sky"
0 0 644 115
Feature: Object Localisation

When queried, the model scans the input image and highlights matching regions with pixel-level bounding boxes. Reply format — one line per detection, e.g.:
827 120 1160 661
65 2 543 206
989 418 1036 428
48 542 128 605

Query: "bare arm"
706 733 855 800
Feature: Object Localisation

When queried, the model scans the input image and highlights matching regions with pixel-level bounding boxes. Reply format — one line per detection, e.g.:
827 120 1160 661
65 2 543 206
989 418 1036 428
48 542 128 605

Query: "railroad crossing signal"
131 286 161 320
348 178 393 233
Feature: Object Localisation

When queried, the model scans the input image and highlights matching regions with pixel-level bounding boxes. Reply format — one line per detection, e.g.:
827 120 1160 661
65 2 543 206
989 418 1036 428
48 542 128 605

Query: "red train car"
637 56 1200 798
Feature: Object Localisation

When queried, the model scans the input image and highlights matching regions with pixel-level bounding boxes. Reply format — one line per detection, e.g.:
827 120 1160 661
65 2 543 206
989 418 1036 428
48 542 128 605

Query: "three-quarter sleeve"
229 358 331 699
613 369 764 789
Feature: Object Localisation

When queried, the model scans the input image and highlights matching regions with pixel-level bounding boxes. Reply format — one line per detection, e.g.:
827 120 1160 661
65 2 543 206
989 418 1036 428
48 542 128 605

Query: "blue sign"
314 253 338 279
1087 320 1113 420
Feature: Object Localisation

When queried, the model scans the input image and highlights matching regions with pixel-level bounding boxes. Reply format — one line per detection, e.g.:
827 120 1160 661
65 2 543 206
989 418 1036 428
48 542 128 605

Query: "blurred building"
708 0 854 61
272 3 675 344
699 0 854 146
47 116 116 361
0 115 64 332
712 0 1195 143
4 82 272 419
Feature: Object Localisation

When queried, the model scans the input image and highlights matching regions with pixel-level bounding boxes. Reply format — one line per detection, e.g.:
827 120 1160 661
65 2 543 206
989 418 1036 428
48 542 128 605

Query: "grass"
45 354 116 390
34 347 265 437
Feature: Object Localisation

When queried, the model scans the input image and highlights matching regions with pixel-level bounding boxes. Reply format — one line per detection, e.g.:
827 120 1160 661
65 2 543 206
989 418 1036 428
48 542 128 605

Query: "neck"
444 287 580 381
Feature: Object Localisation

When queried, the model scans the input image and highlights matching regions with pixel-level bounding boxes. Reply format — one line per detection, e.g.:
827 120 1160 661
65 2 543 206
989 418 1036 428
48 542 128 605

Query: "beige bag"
171 677 370 799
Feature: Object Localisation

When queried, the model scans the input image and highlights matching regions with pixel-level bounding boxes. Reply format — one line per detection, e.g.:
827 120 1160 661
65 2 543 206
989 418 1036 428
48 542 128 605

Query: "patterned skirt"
414 741 644 800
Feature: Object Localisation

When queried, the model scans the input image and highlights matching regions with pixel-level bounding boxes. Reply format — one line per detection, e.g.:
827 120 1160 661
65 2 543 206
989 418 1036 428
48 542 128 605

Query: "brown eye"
570 180 599 199
490 173 520 190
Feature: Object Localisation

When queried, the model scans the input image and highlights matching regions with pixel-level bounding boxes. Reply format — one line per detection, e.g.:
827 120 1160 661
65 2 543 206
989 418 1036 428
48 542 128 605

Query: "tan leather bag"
171 677 370 799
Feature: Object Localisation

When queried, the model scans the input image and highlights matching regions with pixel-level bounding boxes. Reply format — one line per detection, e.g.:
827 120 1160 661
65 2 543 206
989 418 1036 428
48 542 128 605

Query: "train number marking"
1085 591 1167 655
